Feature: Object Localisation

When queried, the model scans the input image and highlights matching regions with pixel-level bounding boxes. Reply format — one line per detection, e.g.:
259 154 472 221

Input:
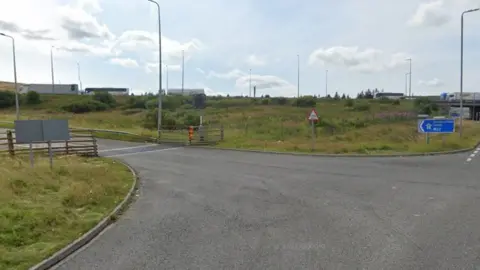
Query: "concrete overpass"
434 100 480 120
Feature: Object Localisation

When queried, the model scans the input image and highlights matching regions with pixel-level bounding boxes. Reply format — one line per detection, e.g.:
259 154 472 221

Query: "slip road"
46 139 480 269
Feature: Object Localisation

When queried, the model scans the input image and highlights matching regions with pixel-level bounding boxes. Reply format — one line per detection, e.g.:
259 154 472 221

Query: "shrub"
293 96 316 107
271 97 288 105
62 100 108 113
344 99 354 107
0 91 15 108
143 109 178 129
392 99 400 105
93 92 116 107
353 103 370 112
261 98 270 105
25 91 41 105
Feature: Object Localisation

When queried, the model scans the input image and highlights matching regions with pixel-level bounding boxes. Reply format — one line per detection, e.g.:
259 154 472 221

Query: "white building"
167 88 205 96
374 92 404 100
19 84 79 95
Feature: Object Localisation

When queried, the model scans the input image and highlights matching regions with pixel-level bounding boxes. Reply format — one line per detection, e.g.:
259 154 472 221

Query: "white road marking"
466 147 480 163
98 144 156 153
105 147 182 157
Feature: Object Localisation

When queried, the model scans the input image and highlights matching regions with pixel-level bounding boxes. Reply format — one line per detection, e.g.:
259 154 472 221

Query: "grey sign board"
14 119 70 143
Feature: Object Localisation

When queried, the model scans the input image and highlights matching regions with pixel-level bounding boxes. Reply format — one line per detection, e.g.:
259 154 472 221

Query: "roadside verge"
28 158 138 270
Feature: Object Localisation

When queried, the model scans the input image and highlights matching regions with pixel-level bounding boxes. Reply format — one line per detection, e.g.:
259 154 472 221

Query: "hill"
0 81 20 91
0 89 477 154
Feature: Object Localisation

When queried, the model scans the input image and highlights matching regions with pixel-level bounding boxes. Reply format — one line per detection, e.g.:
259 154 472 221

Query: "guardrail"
0 129 98 157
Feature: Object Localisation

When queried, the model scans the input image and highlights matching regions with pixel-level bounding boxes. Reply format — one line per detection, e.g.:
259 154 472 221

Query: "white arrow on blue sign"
418 118 455 133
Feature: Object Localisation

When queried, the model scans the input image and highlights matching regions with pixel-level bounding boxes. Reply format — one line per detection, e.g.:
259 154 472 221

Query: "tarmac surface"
48 138 480 270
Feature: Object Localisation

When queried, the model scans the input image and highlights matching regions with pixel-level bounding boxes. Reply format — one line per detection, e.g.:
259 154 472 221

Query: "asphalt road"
48 139 480 269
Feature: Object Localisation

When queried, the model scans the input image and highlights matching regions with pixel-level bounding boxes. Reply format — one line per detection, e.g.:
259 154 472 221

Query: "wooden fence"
0 129 98 157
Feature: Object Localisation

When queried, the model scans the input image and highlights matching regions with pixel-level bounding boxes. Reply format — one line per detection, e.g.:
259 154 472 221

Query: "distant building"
19 84 79 95
167 88 205 96
85 87 130 96
374 92 404 100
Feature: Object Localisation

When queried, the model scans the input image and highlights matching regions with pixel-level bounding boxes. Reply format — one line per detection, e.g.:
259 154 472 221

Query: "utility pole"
166 64 169 94
405 73 409 96
406 58 412 97
0 33 20 119
77 62 82 93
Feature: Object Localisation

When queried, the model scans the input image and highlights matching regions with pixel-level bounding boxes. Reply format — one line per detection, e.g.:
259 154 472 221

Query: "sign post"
307 109 319 151
417 118 455 145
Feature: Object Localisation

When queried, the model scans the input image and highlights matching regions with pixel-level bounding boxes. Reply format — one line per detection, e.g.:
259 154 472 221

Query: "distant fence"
0 129 98 157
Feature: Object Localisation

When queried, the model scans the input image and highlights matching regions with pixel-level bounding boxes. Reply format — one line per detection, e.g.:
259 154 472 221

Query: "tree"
357 91 365 99
341 93 346 99
334 92 340 100
26 91 41 104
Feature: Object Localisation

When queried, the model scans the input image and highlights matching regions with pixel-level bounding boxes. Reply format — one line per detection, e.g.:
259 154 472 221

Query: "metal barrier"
0 129 98 157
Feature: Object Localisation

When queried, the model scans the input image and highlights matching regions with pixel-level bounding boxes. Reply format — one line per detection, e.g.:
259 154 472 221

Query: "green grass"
0 155 133 270
0 93 478 154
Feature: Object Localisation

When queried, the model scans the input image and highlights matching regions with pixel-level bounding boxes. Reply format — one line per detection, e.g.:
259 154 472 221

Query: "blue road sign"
418 118 455 133
451 112 460 118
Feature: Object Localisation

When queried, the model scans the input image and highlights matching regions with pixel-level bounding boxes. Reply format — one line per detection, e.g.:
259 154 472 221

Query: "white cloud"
207 69 247 79
408 0 451 27
196 68 205 74
308 46 410 73
110 57 138 68
419 78 444 87
246 54 266 66
144 63 181 73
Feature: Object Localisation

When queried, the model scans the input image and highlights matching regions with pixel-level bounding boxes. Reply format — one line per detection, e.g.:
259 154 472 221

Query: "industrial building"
85 87 130 96
374 92 404 100
19 84 79 95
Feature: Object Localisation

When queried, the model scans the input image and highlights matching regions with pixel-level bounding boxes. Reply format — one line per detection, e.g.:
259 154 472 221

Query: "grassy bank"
0 155 133 270
0 91 476 154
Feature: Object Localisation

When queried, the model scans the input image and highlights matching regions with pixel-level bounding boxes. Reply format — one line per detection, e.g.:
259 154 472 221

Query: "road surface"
44 139 480 269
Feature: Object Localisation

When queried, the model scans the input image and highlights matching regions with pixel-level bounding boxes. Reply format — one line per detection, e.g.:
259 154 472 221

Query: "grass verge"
0 154 133 270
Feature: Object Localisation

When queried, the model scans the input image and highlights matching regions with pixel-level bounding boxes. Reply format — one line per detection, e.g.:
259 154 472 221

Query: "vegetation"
0 154 133 270
0 82 477 154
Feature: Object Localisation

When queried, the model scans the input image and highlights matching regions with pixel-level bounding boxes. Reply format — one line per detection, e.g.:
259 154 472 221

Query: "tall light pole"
325 69 328 97
0 33 19 120
460 8 479 137
404 72 409 96
50 46 55 93
405 58 412 97
249 69 252 97
166 64 169 94
297 54 300 98
77 62 82 93
147 0 162 137
181 49 185 95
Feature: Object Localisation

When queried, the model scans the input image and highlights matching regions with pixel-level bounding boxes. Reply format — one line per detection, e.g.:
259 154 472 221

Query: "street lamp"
405 73 409 96
147 0 163 137
165 64 169 94
50 46 55 93
297 54 300 98
181 49 184 95
405 58 412 97
0 33 20 120
325 69 328 97
77 62 82 93
460 8 479 137
249 69 252 97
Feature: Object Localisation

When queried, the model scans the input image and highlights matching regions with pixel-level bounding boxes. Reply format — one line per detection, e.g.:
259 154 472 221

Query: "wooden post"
92 134 98 157
7 130 14 156
66 141 70 155
220 125 224 141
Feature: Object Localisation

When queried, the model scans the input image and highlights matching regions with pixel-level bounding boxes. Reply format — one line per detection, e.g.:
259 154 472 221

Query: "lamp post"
181 49 184 95
405 58 412 97
297 54 300 98
77 62 82 93
405 72 409 96
325 69 328 97
50 46 55 93
0 33 19 120
249 69 252 97
147 0 163 137
460 8 479 137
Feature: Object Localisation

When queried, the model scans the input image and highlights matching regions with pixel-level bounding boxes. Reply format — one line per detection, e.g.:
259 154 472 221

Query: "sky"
0 0 479 97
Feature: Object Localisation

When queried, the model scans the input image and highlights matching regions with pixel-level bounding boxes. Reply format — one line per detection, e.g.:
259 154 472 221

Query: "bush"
353 103 371 112
62 100 108 113
271 97 288 105
414 97 438 115
392 99 400 105
344 99 354 107
0 91 15 108
261 99 270 105
93 92 116 107
293 96 316 107
127 96 147 109
25 91 41 105
143 109 178 129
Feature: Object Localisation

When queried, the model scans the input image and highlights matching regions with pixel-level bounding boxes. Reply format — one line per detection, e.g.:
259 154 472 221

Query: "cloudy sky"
0 0 479 96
